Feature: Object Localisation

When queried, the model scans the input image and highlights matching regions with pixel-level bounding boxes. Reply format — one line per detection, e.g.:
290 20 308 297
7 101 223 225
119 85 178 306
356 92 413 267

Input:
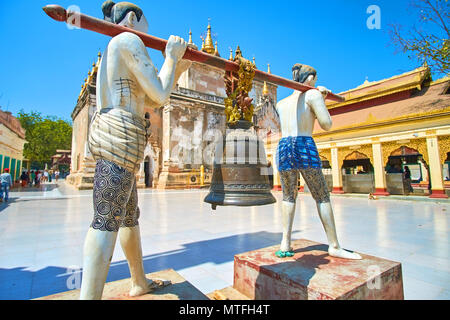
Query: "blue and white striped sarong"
276 136 322 172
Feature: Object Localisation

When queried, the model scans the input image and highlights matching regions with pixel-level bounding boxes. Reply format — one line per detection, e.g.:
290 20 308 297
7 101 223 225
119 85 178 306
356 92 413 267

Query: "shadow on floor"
254 244 330 299
0 230 301 300
0 198 17 213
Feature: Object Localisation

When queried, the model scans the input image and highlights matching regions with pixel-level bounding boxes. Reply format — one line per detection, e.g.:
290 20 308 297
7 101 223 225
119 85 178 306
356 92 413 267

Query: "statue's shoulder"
109 32 144 51
305 88 323 104
305 88 321 98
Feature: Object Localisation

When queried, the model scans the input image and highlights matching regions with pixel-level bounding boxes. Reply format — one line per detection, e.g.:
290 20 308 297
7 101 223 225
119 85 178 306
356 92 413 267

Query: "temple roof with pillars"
313 65 450 139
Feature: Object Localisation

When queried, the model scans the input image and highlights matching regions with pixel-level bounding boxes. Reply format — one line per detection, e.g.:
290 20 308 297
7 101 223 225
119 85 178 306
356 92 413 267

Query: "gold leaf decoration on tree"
224 48 256 125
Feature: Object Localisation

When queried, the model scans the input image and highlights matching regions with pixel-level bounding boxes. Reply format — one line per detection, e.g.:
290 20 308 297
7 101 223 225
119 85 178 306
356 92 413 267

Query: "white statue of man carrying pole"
80 1 191 300
275 64 362 260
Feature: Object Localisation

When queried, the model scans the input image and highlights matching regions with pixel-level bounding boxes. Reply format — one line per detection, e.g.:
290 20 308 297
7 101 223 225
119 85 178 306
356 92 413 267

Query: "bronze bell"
204 120 276 210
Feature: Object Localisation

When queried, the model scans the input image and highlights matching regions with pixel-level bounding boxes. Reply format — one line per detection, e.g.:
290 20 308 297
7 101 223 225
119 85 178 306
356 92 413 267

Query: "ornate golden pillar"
427 136 448 198
438 135 450 165
331 147 344 194
372 142 389 196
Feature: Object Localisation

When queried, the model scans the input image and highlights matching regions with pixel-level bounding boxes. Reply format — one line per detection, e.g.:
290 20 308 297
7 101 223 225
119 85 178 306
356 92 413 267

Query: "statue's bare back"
276 88 333 138
97 32 188 117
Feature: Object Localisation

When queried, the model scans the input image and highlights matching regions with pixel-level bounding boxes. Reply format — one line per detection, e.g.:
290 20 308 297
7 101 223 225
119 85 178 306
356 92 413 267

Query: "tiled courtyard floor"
0 181 448 300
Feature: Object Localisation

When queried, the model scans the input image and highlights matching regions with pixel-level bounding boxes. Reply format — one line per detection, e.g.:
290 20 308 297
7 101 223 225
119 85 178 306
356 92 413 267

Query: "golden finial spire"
229 48 233 61
200 36 205 50
235 46 242 59
262 81 269 96
263 63 270 96
253 56 256 65
96 51 102 66
214 41 220 57
202 19 215 54
187 30 198 50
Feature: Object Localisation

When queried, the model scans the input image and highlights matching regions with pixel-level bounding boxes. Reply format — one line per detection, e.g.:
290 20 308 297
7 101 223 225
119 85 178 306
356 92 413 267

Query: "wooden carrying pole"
43 4 345 102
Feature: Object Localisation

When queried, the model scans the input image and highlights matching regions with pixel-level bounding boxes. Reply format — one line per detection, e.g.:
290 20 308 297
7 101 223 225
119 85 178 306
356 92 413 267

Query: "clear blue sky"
0 0 434 121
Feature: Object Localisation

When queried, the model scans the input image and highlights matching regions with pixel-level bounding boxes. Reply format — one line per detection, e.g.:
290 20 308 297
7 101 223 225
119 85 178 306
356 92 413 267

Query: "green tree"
17 110 72 169
388 0 449 76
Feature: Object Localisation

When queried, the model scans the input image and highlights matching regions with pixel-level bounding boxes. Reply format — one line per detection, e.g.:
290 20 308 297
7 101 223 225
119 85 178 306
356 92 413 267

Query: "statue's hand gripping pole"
43 4 345 103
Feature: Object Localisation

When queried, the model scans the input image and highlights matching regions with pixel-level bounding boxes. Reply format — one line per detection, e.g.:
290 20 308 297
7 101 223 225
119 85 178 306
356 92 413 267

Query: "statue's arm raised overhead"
119 32 188 105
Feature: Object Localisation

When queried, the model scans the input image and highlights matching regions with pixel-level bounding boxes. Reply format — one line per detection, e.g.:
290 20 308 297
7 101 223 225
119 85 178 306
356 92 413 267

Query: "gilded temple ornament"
224 48 256 126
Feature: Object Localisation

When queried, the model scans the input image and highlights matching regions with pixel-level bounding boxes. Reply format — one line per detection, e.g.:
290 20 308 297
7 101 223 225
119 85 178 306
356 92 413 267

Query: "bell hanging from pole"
204 120 276 210
204 47 276 210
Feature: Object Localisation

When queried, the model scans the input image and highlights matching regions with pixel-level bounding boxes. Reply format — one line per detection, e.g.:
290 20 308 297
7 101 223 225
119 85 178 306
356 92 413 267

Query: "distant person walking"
20 171 28 188
29 171 35 187
403 166 414 195
43 170 49 183
0 168 13 202
55 170 60 182
35 171 41 187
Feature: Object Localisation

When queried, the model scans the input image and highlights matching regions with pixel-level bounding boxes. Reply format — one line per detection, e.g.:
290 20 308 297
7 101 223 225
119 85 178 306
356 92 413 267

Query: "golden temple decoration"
201 21 215 55
407 139 429 164
262 81 269 96
262 64 270 96
319 149 332 163
337 147 350 168
235 46 243 59
381 139 429 166
229 48 233 61
224 48 256 125
214 41 220 57
200 36 205 51
438 135 450 164
338 145 374 167
188 30 193 45
358 145 374 164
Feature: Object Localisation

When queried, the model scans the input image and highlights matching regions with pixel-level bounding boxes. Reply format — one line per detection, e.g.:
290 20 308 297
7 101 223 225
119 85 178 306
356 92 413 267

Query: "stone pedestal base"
429 189 449 199
157 169 210 190
233 239 404 300
66 172 95 190
332 187 345 194
35 269 208 300
373 188 390 196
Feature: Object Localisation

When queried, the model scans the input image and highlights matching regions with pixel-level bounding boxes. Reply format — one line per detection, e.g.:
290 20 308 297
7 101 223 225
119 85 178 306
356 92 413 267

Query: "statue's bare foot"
129 278 171 297
328 247 362 260
280 239 293 253
275 250 295 258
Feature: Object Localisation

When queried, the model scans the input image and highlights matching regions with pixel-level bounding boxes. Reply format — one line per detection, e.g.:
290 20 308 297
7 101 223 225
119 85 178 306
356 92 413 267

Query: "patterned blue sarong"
276 136 322 172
